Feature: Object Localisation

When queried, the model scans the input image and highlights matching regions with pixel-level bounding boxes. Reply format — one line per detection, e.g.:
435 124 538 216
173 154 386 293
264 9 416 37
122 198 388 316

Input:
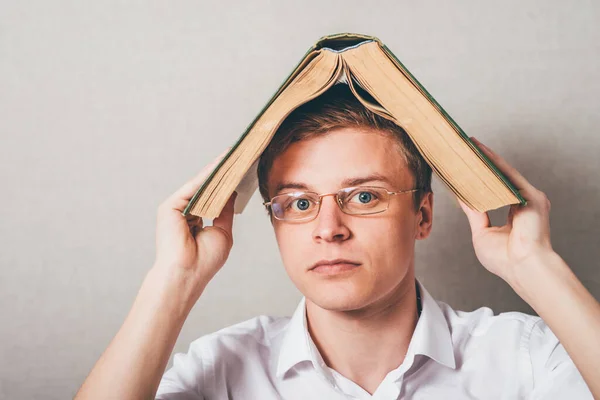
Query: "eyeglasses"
263 186 420 222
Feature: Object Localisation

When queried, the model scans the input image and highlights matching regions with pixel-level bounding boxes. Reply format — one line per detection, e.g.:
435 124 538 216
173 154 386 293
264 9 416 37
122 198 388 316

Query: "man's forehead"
267 128 413 194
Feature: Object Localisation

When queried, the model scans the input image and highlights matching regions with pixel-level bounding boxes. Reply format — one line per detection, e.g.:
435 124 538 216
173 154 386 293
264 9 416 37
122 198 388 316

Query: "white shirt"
156 280 592 399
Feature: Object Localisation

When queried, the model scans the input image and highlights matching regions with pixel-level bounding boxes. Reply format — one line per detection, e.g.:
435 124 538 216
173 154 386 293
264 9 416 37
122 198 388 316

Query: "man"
76 85 599 399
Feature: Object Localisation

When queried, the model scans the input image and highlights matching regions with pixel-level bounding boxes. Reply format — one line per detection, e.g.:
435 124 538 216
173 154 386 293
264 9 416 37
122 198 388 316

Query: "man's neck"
305 275 419 395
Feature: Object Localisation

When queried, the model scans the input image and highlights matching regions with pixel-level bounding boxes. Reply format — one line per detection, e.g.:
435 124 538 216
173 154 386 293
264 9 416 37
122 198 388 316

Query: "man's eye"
349 191 378 204
291 198 313 211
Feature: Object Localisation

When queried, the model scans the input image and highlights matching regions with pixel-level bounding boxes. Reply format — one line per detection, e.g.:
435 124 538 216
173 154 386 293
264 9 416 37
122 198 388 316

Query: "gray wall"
1 1 599 399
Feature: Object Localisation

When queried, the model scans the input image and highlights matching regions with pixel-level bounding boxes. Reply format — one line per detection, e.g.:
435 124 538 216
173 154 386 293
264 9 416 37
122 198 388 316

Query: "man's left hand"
458 137 555 286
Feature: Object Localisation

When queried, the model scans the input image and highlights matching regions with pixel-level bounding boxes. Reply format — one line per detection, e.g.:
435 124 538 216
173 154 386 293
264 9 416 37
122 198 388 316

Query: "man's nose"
312 195 351 242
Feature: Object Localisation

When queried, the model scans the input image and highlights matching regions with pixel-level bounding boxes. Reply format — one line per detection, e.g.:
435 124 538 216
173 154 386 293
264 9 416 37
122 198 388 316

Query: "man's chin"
305 286 373 312
291 268 378 311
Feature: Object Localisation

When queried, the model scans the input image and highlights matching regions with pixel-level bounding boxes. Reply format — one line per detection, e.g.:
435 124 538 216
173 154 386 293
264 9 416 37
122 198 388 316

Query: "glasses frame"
263 186 420 222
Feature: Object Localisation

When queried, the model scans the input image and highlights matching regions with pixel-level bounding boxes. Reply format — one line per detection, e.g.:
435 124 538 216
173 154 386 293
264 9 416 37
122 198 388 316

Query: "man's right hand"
153 148 237 302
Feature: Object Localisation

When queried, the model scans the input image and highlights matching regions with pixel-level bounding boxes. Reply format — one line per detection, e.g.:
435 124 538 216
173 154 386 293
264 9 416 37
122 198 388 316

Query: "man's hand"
153 148 237 303
458 137 554 286
458 137 600 398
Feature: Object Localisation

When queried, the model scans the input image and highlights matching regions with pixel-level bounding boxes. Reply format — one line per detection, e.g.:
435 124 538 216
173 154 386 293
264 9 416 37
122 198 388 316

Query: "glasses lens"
340 187 389 215
271 192 319 221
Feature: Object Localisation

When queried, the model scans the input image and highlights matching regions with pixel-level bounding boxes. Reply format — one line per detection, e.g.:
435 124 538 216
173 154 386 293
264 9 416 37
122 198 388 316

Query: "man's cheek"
280 238 306 267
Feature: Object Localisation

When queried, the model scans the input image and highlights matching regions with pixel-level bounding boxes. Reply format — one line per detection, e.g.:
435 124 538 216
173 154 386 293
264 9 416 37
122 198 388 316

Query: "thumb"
458 198 490 236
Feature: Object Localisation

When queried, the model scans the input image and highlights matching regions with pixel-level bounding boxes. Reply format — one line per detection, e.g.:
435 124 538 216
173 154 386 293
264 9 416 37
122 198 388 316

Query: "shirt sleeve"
527 319 593 400
155 341 208 400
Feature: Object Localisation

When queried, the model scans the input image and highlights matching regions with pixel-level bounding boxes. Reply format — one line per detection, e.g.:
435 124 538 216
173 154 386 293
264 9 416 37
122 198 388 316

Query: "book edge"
183 34 381 217
182 45 322 216
184 33 526 217
380 44 526 206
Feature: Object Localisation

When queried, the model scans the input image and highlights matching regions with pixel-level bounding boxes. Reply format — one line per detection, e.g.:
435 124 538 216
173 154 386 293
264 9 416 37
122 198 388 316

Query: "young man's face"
267 128 433 312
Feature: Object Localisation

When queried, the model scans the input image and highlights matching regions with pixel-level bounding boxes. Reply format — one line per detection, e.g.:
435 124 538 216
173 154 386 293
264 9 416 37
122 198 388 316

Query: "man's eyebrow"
341 173 393 187
274 182 310 195
273 174 393 196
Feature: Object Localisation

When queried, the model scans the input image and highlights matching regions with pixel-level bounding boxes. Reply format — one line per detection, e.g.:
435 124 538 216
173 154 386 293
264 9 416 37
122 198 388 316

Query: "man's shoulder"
158 315 293 397
188 314 292 355
436 299 542 338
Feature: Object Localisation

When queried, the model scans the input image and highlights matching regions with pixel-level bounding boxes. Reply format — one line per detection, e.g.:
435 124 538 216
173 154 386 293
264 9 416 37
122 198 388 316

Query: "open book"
183 33 525 218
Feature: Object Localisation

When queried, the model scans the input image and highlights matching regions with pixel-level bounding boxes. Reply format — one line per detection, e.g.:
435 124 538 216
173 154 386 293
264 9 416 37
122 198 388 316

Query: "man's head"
257 84 434 312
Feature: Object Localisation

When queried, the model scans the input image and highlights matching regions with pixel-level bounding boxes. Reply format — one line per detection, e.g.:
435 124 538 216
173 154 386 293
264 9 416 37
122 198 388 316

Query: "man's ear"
415 191 434 240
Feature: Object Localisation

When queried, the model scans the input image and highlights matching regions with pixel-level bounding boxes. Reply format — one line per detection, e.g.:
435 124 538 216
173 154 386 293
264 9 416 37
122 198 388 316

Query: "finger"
171 147 232 203
212 192 237 235
471 137 533 192
458 197 490 235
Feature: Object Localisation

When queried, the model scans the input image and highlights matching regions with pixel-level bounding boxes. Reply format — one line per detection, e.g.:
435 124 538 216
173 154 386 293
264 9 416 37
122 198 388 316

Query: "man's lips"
309 259 361 274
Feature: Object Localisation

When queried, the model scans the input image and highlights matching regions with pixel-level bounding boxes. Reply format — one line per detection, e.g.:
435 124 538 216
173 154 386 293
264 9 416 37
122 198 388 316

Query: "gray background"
1 1 599 399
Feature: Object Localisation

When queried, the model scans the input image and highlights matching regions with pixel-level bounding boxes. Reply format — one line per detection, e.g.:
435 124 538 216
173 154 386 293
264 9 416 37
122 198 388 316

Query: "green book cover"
183 33 525 216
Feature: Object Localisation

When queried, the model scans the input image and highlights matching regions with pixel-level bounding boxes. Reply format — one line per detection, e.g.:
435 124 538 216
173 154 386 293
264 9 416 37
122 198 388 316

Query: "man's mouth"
309 259 361 275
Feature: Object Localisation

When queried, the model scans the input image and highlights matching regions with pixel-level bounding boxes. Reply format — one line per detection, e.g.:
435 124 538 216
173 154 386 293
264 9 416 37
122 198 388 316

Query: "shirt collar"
276 296 322 379
411 280 456 369
275 279 456 379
